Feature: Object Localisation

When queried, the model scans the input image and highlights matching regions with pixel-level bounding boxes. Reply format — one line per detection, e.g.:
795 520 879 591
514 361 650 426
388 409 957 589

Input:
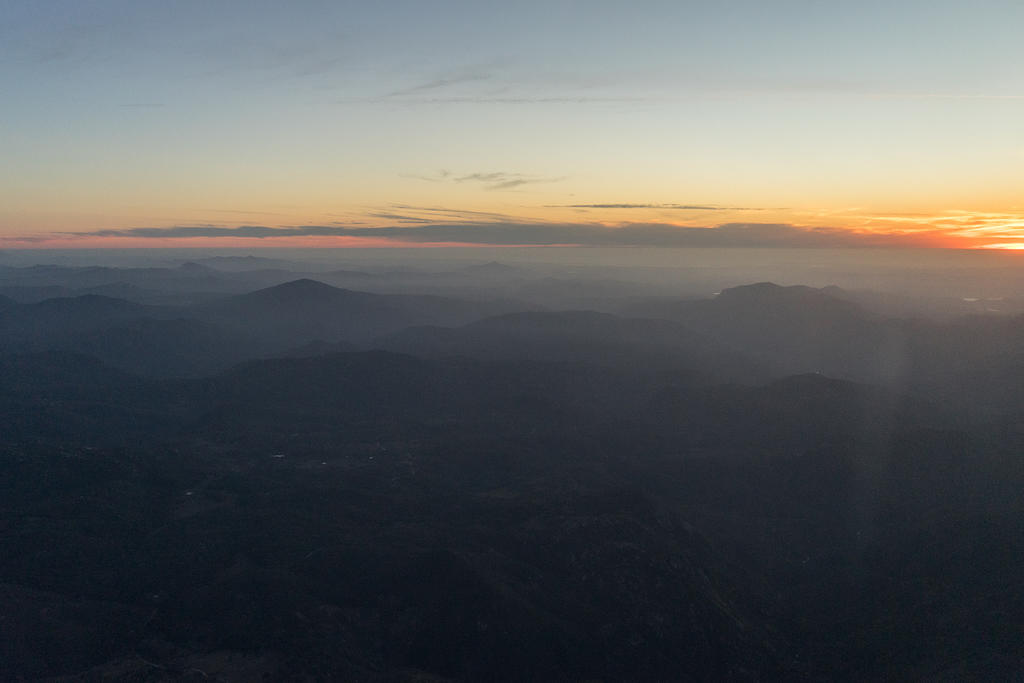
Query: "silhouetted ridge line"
233 278 366 302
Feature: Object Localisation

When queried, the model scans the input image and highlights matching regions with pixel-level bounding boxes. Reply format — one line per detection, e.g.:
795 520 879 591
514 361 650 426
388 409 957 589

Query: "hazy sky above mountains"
3 1 1024 249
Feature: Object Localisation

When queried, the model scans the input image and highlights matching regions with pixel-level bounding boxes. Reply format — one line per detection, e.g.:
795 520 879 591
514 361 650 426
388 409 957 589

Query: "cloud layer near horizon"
40 221 961 249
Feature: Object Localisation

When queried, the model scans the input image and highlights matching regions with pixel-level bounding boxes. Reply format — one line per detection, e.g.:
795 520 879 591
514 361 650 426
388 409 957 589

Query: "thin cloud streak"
381 71 494 98
336 95 653 105
405 171 564 191
551 204 771 211
390 204 524 221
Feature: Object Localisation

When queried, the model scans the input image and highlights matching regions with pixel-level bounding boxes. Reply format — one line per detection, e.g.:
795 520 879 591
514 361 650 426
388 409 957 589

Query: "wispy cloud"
868 92 1024 101
339 95 653 105
458 172 564 190
381 71 494 98
365 212 438 224
204 208 287 216
399 170 452 183
388 204 530 221
549 203 770 211
337 64 655 106
406 170 564 191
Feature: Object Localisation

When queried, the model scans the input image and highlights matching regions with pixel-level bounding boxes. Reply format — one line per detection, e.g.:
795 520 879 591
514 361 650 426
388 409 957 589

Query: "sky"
2 0 1024 250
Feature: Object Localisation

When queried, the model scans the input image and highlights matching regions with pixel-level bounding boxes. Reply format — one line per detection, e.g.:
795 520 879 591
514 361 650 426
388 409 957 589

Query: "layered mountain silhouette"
3 266 1024 680
629 282 1024 413
200 278 537 345
0 280 535 376
630 282 889 376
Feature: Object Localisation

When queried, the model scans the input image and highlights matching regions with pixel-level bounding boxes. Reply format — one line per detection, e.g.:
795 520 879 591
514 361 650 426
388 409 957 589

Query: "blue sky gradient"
3 1 1024 247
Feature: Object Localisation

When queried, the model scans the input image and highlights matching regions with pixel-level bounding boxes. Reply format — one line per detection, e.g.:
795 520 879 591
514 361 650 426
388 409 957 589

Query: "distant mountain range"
3 278 1024 415
0 280 536 376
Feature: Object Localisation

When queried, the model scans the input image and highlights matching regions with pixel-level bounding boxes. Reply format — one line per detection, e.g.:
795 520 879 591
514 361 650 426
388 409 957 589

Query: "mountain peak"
274 278 337 290
715 282 859 311
229 279 370 309
718 282 799 298
252 278 342 297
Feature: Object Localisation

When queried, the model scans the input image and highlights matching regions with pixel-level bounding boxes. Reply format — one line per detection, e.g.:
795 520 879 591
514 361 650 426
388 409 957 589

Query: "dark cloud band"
550 204 768 211
69 221 946 248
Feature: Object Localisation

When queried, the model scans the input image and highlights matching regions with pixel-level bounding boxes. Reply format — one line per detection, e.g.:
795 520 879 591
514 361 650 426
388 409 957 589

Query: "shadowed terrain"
1 257 1023 680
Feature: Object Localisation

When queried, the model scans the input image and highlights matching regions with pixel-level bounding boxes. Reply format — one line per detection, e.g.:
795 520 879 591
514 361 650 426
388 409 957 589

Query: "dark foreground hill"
1 350 1022 680
1 352 786 681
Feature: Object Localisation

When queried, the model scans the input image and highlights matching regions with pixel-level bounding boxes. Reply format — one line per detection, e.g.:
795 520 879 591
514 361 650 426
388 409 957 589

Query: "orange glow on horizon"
3 206 1024 250
979 243 1024 250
